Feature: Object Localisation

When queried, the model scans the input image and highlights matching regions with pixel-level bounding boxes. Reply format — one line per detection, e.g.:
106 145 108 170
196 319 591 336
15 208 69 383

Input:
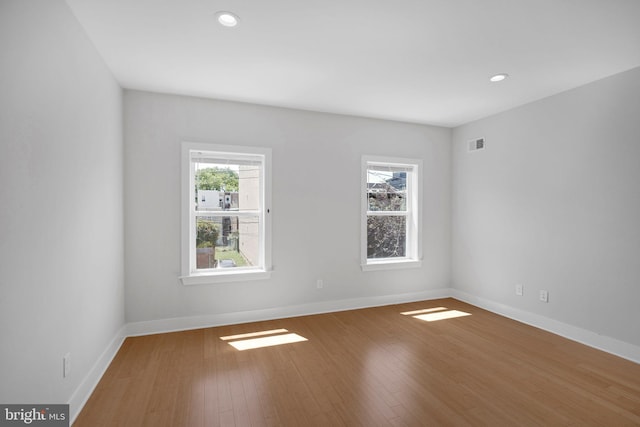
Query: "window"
181 143 271 285
361 156 422 271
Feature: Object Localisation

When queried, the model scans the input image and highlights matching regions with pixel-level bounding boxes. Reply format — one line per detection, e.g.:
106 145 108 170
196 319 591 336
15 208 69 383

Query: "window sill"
180 269 272 286
361 259 422 272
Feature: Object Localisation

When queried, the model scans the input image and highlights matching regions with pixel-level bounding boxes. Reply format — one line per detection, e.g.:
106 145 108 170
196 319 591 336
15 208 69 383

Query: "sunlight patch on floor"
220 328 308 351
226 333 308 351
220 328 289 341
414 310 471 322
400 307 448 316
401 307 472 322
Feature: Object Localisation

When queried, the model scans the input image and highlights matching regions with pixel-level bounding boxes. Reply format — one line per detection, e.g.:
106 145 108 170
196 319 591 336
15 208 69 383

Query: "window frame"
180 142 272 285
361 155 422 271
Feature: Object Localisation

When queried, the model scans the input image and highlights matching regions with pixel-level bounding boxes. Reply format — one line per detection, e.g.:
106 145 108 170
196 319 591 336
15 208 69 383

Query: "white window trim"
180 142 272 285
361 155 422 271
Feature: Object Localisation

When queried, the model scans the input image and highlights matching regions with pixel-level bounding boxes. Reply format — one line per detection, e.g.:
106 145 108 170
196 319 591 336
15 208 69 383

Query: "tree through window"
361 156 422 270
181 143 272 284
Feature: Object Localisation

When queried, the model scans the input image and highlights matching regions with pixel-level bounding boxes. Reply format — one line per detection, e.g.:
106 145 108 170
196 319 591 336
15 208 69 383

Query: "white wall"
124 90 451 323
0 0 124 415
452 67 640 348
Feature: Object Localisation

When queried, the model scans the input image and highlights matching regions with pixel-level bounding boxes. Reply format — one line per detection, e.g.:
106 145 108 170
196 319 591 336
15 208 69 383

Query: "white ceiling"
66 0 640 127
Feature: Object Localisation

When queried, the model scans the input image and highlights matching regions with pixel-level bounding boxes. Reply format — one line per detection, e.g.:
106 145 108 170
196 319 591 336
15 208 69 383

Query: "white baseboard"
125 288 452 337
68 325 127 425
450 289 640 364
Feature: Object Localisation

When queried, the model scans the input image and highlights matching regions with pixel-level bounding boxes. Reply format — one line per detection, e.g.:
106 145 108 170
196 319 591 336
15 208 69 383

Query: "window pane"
367 215 407 259
194 162 261 212
368 191 407 211
367 169 407 211
195 215 260 269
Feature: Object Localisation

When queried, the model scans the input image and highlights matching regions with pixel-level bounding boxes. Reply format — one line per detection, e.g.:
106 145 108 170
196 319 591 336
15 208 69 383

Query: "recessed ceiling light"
215 11 240 27
489 73 509 82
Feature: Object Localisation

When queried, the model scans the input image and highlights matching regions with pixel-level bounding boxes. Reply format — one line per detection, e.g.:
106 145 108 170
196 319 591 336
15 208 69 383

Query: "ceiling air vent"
468 137 485 152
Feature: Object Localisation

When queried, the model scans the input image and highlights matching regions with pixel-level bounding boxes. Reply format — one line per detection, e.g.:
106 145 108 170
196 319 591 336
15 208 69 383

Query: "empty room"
1 0 640 425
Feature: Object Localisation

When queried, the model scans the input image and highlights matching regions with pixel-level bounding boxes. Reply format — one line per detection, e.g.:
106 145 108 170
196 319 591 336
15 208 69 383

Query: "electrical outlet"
539 290 549 303
63 353 71 378
515 284 523 296
316 279 323 289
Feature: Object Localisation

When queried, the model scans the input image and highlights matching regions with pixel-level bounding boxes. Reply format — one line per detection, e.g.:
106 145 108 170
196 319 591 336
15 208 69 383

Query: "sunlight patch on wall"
220 328 308 351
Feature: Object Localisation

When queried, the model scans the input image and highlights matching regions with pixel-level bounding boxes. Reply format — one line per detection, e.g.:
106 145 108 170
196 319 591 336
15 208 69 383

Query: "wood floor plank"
74 298 640 426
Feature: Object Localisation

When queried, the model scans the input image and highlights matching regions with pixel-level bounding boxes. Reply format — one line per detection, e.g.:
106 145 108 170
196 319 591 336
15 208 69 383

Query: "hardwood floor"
74 298 640 426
